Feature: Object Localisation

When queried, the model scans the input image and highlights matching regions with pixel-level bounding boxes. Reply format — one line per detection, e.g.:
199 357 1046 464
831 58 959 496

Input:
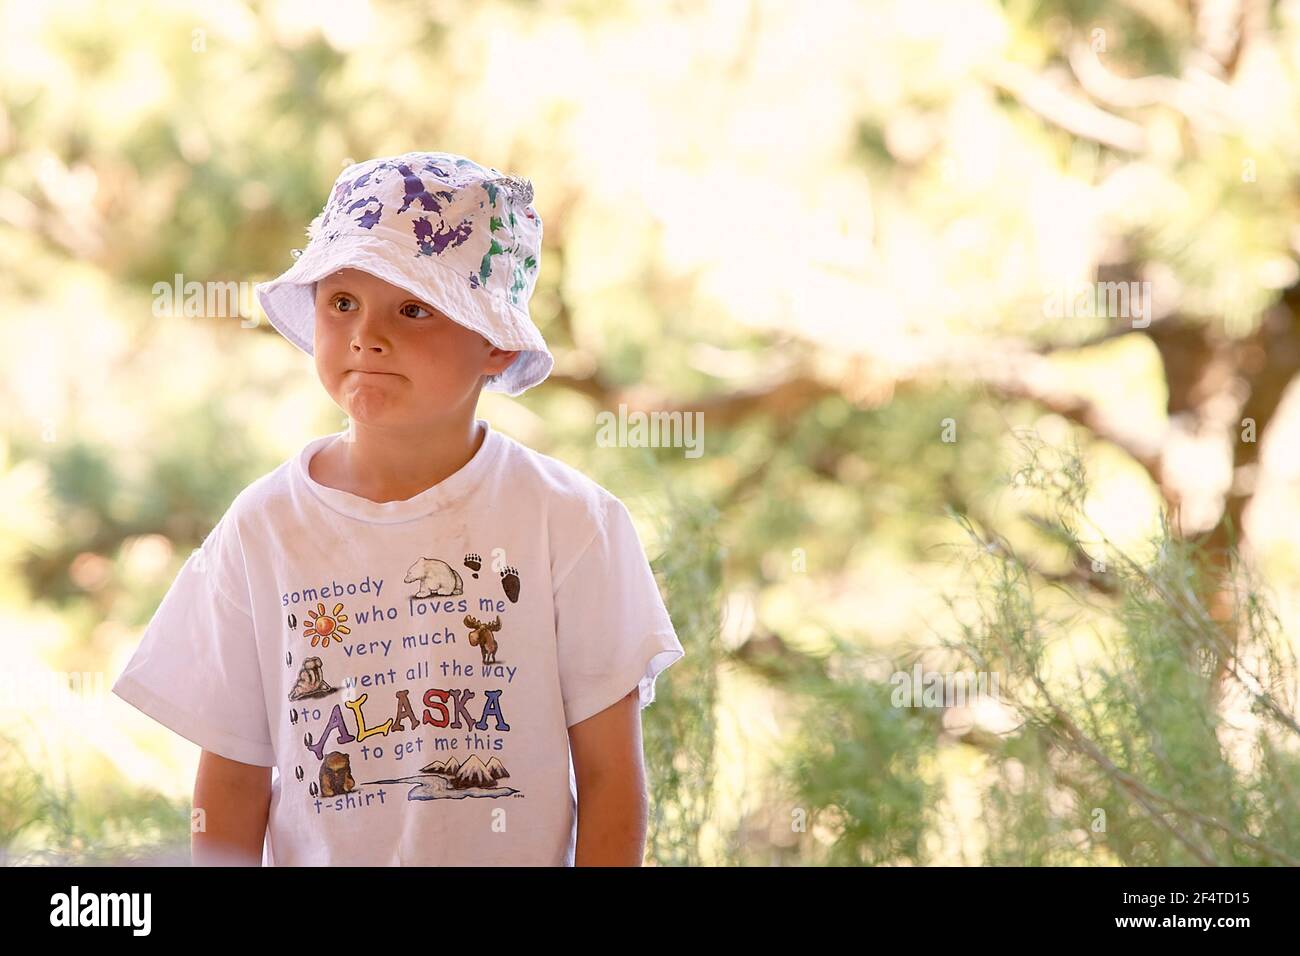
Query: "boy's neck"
309 416 485 504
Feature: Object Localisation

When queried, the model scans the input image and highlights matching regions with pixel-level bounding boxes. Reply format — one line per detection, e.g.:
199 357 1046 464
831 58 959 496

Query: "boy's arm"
568 687 648 866
192 750 272 866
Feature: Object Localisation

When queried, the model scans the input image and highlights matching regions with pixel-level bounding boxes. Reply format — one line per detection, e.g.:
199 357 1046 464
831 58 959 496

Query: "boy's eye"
327 294 433 319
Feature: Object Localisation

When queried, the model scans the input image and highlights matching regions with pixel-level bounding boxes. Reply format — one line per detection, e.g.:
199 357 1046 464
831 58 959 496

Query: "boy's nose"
351 337 389 353
349 313 391 353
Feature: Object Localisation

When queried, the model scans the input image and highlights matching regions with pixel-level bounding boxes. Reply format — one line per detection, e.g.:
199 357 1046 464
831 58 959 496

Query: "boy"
111 151 686 866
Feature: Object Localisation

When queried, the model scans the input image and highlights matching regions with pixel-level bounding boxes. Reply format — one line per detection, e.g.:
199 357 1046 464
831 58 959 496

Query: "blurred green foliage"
3 0 1300 866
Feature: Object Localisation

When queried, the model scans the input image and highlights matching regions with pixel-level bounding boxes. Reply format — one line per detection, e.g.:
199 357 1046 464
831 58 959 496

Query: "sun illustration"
305 602 351 647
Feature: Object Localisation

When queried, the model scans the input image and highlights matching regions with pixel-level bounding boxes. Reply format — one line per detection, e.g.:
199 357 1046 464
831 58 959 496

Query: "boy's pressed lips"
349 368 405 379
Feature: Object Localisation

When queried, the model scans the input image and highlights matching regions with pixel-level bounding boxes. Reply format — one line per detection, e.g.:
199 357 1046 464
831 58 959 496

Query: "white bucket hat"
254 151 553 397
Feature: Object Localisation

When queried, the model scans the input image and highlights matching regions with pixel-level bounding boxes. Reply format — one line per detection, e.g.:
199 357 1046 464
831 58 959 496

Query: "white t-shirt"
111 418 685 866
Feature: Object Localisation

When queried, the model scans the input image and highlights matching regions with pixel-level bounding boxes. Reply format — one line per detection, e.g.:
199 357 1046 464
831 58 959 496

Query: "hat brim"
254 236 553 398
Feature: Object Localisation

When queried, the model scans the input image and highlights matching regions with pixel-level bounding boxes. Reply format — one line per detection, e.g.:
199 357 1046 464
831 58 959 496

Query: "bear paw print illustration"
464 553 481 579
500 566 521 603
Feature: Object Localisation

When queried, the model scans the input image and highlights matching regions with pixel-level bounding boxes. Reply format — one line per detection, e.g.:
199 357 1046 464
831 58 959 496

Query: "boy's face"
312 268 518 428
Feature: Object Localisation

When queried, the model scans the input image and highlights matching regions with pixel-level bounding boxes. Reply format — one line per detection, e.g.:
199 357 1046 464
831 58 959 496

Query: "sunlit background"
4 0 1300 865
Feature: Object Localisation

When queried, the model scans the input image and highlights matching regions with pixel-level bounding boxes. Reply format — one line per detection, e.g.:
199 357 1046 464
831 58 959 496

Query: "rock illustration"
288 656 337 701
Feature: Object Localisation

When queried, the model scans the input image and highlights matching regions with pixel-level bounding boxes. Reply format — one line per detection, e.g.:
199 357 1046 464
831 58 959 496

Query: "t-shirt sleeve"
554 493 686 729
111 507 275 767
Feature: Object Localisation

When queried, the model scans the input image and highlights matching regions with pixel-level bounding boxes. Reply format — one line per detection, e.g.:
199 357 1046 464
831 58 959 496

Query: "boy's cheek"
313 347 345 394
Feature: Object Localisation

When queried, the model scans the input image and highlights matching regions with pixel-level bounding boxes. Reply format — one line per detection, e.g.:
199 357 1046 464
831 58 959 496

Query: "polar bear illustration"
405 556 464 597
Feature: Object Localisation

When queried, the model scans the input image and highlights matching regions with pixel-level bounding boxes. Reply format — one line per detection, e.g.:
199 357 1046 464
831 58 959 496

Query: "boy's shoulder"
493 431 636 549
495 430 621 511
497 434 650 581
228 450 298 515
207 444 302 543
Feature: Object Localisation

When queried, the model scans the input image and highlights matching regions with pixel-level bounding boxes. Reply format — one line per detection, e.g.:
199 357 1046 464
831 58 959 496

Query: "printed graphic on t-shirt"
282 550 529 815
463 552 522 604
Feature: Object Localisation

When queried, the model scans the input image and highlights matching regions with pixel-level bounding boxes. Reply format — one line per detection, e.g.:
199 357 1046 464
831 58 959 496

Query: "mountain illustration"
452 755 497 789
419 756 461 775
366 754 517 801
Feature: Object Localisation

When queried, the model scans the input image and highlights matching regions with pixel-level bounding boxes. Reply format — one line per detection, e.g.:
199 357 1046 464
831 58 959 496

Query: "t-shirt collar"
293 418 502 523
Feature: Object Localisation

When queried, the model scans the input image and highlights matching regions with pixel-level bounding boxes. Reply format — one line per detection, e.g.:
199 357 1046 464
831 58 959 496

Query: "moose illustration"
464 614 503 664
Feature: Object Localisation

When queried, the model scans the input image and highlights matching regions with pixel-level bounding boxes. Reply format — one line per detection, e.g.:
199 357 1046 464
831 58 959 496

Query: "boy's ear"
482 351 519 389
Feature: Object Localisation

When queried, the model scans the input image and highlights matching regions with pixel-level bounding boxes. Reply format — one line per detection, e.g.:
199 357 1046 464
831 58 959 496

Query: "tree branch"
985 60 1148 153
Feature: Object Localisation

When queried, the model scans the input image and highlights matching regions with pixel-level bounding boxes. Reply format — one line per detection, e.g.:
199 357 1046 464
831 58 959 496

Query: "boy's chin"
340 403 467 431
342 407 415 429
